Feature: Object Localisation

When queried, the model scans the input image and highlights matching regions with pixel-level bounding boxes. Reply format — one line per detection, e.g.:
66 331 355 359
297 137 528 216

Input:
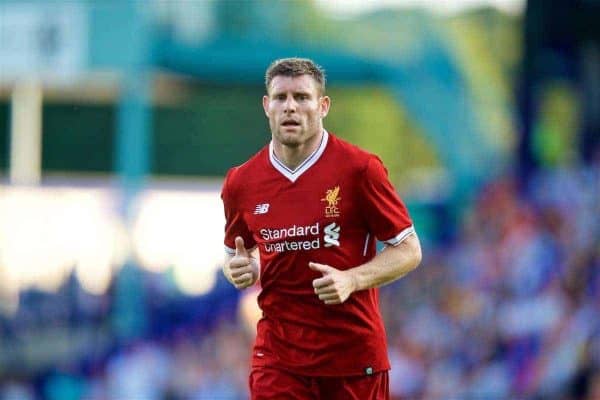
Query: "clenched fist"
309 262 358 305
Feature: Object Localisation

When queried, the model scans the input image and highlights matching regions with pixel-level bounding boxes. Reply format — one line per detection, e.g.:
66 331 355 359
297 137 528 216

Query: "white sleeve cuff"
383 225 416 246
224 244 258 255
224 245 236 255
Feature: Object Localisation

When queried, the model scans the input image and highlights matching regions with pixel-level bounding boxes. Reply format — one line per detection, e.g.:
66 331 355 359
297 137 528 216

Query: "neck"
272 130 324 171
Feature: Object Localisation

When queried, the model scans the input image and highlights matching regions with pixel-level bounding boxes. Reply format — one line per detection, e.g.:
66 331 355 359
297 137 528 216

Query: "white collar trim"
269 130 329 182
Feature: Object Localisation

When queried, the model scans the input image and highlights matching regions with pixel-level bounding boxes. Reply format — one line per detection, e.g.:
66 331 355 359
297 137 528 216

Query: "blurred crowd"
1 163 599 400
383 164 600 399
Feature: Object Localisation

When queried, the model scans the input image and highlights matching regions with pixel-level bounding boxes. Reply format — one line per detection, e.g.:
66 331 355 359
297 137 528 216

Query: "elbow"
406 234 422 272
411 243 422 271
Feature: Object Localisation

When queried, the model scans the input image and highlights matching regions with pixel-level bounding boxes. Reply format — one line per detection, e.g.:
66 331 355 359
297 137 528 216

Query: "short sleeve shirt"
221 131 415 376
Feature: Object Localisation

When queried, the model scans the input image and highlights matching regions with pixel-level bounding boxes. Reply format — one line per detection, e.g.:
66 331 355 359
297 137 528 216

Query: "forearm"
348 234 421 291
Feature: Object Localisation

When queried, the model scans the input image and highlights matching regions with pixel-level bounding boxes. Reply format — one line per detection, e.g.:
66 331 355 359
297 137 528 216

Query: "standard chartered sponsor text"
260 222 320 240
260 222 321 253
263 239 321 253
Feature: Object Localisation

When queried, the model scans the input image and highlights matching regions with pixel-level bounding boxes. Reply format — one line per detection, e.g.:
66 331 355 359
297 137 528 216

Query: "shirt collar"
269 130 329 182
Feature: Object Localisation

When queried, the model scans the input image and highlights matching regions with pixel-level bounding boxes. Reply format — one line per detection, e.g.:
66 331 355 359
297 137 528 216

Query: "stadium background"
0 0 599 398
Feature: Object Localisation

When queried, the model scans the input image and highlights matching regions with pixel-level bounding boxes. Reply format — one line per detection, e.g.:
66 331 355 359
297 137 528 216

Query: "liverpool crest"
321 186 341 218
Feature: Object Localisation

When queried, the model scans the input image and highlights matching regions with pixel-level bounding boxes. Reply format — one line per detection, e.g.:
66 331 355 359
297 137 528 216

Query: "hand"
309 262 357 305
226 237 259 290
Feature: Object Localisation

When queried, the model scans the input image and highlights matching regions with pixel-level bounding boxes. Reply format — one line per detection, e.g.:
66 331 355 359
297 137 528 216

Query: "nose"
283 96 297 113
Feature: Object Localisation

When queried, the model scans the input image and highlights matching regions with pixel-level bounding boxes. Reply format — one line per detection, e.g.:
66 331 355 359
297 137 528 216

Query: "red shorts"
249 366 390 400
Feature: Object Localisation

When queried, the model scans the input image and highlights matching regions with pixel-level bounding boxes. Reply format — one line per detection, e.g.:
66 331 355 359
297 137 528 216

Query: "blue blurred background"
0 0 599 399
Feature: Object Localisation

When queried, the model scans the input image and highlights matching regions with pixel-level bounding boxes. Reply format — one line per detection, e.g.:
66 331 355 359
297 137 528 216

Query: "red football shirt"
221 131 415 376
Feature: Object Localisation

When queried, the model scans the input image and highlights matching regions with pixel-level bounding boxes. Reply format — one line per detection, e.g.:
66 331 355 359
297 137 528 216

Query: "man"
221 58 422 399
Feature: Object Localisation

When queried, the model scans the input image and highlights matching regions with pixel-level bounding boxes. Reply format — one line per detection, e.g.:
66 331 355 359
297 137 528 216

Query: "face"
263 75 330 148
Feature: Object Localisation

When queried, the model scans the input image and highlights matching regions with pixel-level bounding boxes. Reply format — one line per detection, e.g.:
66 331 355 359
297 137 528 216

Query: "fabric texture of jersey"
221 131 414 376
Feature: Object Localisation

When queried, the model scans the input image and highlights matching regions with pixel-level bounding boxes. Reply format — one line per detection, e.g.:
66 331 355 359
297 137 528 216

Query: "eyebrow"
271 90 313 97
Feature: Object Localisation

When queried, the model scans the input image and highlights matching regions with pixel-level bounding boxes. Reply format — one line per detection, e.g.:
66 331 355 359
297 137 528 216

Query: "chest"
240 175 360 241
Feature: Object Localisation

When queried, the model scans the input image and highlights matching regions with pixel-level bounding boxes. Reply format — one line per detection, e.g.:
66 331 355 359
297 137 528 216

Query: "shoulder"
327 132 381 173
222 145 269 197
326 133 391 184
225 145 268 183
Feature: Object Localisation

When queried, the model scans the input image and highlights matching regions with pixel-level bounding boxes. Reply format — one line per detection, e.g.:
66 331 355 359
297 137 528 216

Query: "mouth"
281 120 300 127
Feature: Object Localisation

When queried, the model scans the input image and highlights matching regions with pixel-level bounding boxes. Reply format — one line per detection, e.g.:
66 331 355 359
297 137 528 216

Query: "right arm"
221 169 259 290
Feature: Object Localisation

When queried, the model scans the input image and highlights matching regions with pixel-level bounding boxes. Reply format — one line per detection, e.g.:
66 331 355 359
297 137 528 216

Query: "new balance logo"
324 222 340 247
254 203 270 215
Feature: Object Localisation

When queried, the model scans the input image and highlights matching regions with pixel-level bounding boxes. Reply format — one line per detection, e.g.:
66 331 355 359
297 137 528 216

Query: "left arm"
310 233 422 305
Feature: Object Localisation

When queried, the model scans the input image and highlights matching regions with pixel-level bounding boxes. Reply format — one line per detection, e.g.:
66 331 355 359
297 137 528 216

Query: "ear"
320 96 331 118
262 95 270 117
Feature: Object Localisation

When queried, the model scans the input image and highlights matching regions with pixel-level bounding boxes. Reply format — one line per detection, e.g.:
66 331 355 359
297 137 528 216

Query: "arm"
223 236 260 290
310 233 421 304
350 233 421 290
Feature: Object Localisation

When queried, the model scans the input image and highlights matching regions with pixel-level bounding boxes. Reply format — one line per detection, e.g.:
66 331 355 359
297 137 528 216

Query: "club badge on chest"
321 186 341 218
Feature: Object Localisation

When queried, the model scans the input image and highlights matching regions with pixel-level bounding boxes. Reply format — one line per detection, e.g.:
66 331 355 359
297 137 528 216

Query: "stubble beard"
271 120 321 149
271 120 304 148
275 130 303 148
